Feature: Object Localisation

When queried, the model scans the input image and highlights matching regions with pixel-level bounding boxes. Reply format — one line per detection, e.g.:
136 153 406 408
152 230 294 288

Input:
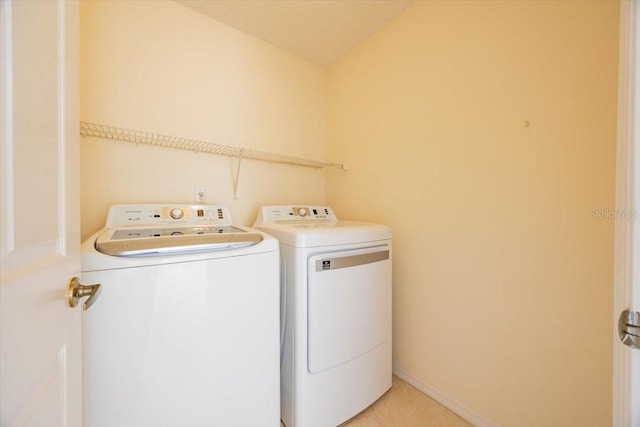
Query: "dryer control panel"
254 206 337 224
105 204 232 227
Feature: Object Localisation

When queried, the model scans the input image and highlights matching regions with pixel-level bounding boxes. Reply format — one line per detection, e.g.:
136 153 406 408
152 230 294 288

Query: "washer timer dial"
296 208 308 217
170 208 184 219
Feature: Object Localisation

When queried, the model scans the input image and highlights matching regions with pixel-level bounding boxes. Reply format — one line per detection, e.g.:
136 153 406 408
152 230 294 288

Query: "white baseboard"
392 366 500 427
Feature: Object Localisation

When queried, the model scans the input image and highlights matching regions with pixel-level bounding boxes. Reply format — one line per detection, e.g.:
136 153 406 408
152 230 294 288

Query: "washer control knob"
297 208 308 217
170 208 184 219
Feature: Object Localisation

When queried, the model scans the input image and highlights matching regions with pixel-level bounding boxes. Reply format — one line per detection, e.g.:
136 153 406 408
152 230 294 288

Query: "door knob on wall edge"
619 309 640 350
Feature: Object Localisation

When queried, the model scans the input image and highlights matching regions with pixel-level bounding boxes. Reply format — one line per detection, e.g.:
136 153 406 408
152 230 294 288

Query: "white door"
613 1 640 426
0 1 81 426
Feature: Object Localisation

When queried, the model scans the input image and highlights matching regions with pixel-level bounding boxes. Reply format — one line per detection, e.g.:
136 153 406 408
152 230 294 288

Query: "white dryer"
81 204 279 427
254 206 392 427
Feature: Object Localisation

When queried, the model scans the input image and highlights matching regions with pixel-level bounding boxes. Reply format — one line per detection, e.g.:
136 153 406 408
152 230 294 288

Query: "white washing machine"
253 206 392 427
81 204 280 427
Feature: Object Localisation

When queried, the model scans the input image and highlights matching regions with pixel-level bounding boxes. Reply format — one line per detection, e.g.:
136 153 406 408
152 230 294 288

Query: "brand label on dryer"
321 260 331 270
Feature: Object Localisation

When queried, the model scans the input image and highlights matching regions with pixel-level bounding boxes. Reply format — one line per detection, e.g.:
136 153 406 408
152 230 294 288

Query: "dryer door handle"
315 250 389 272
67 277 102 311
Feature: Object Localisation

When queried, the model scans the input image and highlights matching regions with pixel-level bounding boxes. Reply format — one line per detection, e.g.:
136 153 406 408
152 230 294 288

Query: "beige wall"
326 1 619 426
80 0 326 239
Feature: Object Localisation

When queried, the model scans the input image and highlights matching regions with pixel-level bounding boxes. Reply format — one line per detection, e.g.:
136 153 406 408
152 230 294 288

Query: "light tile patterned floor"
280 375 472 427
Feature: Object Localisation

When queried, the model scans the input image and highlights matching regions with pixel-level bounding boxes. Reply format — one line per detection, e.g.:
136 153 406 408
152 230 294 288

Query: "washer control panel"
105 205 232 227
255 206 337 224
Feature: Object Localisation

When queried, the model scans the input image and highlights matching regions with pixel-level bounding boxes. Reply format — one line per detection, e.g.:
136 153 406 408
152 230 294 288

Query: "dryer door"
307 245 391 374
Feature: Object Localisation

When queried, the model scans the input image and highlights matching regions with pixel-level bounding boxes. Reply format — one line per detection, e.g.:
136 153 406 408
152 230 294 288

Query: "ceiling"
176 0 414 65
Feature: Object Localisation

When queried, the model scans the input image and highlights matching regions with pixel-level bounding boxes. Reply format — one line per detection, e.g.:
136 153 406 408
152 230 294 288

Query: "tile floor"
280 375 472 427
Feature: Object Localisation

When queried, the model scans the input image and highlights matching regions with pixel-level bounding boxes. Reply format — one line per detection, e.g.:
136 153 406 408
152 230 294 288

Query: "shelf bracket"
232 157 242 199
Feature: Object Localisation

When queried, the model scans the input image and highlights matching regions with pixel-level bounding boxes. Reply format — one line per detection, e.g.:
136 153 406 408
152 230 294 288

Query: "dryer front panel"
307 245 391 374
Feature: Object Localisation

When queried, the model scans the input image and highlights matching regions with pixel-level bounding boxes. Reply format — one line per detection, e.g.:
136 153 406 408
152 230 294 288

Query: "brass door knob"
67 277 101 311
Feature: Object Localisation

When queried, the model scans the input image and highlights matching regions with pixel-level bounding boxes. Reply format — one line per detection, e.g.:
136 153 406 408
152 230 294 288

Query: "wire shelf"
79 122 344 170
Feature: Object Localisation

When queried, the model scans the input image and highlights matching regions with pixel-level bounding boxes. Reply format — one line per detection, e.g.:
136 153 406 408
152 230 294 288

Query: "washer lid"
95 226 262 257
